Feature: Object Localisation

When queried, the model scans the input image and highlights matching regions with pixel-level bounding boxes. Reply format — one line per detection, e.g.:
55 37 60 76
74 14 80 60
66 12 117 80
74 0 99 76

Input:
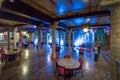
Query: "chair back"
54 57 58 63
79 48 84 53
86 49 91 52
0 47 4 52
27 42 30 46
1 53 7 59
64 55 71 59
58 65 70 76
17 50 22 56
78 58 84 70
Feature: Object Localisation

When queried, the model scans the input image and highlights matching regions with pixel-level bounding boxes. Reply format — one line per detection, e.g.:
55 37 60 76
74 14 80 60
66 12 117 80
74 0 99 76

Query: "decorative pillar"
37 24 42 55
7 29 11 50
0 0 3 8
100 0 120 79
19 31 22 43
41 31 42 43
64 31 66 46
58 29 61 47
110 3 120 80
51 22 58 59
28 32 31 43
13 27 17 49
72 29 74 47
68 29 72 48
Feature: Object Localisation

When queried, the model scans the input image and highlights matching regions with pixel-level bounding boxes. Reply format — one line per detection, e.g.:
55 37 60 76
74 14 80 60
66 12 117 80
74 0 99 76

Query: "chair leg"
75 70 76 77
81 70 83 77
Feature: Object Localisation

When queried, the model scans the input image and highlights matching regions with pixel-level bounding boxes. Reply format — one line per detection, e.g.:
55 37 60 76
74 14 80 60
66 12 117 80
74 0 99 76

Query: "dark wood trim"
0 9 40 25
30 0 56 16
2 0 54 23
49 0 57 7
70 24 110 29
0 23 12 27
55 10 111 21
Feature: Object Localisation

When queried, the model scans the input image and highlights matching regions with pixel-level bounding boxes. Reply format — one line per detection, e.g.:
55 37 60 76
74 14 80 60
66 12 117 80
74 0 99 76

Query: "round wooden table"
5 50 20 61
58 58 80 69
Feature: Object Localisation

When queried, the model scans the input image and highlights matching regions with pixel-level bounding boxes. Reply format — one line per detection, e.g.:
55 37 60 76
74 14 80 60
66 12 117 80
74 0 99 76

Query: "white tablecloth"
58 58 80 69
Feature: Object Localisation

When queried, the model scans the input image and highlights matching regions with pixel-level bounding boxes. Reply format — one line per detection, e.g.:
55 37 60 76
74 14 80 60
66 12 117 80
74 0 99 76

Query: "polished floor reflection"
0 44 110 80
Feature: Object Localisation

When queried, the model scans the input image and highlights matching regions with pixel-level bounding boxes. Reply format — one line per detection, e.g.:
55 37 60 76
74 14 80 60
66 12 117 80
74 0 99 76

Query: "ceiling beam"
0 9 40 25
49 0 57 7
55 10 111 21
0 23 12 27
2 0 54 23
70 24 110 29
30 0 56 15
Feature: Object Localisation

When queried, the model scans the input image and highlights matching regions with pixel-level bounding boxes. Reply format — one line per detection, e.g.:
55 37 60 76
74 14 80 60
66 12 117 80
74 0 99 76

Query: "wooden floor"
0 44 110 80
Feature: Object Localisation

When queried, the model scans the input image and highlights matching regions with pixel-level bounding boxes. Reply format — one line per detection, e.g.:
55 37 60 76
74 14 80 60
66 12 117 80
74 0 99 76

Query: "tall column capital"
0 0 4 8
37 24 42 55
37 24 43 29
50 21 58 29
13 27 17 49
100 0 120 7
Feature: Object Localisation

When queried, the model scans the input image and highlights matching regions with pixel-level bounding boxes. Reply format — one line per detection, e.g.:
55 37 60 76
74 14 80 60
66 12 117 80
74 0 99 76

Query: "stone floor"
0 44 110 80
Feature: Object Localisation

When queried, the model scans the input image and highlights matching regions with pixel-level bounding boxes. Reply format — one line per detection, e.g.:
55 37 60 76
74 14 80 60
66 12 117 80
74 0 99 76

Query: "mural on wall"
94 29 106 46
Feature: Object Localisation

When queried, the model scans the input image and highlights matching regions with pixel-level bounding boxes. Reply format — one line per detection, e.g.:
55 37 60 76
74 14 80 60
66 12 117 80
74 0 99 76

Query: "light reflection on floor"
0 44 110 80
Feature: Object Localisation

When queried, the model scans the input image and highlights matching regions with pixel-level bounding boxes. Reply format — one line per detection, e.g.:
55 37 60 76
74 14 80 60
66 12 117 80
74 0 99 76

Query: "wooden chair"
75 58 84 77
58 65 71 80
86 48 91 55
64 55 71 59
79 47 84 55
54 57 59 74
1 53 8 63
16 50 22 60
17 50 22 56
56 46 60 52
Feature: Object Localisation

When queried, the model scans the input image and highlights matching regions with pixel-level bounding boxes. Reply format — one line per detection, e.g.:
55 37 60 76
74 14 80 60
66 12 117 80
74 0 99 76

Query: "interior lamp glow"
81 18 90 33
83 28 89 33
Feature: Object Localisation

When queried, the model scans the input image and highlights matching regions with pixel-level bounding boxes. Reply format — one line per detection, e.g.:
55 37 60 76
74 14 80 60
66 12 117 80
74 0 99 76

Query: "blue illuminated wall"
55 30 65 46
74 29 94 47
33 31 38 45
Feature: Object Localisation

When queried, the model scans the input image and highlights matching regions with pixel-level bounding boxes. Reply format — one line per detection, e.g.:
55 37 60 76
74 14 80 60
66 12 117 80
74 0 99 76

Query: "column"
28 32 31 43
0 0 3 8
41 31 42 43
13 27 17 49
37 24 42 55
64 31 66 46
111 3 120 80
58 29 61 47
72 29 74 47
68 29 72 48
7 29 11 50
51 22 58 59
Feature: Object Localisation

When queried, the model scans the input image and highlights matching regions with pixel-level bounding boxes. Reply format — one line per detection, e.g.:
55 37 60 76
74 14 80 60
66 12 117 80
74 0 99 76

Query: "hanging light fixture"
81 17 90 33
81 0 91 33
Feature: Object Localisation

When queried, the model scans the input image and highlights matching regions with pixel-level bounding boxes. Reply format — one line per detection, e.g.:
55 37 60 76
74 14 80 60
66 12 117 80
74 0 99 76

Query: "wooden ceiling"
0 0 111 31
